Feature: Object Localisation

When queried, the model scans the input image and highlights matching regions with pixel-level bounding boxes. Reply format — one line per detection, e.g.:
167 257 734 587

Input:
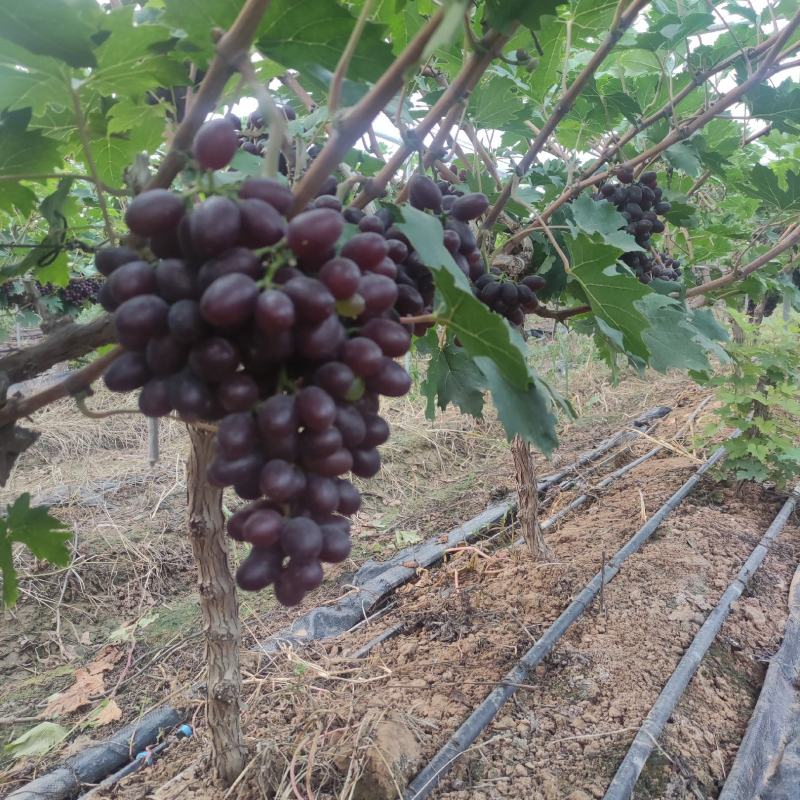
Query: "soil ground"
1 332 796 800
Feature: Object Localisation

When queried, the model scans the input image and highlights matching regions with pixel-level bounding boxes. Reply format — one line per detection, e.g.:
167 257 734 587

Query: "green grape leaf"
473 357 560 455
0 0 101 68
469 75 525 128
743 164 800 210
483 0 561 33
257 0 394 84
569 233 651 360
0 182 37 216
0 41 66 115
570 194 644 252
0 111 63 178
396 206 529 389
663 141 702 177
0 493 71 606
4 721 70 759
417 330 486 419
163 0 242 60
744 78 800 134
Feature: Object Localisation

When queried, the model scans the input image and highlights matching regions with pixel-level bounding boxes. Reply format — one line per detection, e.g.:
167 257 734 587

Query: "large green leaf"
744 78 800 134
469 74 525 129
257 0 394 84
0 41 66 116
0 493 71 606
0 0 101 68
473 357 560 455
163 0 241 60
483 0 561 32
0 111 63 178
396 207 530 389
569 233 651 360
570 194 643 251
743 164 800 210
417 330 486 419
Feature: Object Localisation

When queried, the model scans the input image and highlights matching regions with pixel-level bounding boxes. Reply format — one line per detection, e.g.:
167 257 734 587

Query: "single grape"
319 257 361 300
306 475 340 515
260 459 306 501
238 177 293 215
193 117 239 171
336 479 362 515
287 208 344 261
313 362 356 399
299 427 343 458
451 192 489 221
358 274 398 314
103 351 151 392
200 273 259 328
319 526 352 563
188 337 240 381
95 246 139 277
173 371 215 420
155 259 197 302
145 333 188 376
242 509 283 548
282 276 335 323
314 195 342 211
358 215 385 234
114 294 169 350
257 394 297 438
302 447 353 477
366 359 411 397
107 260 157 303
125 189 185 237
168 299 209 344
408 173 443 213
217 373 259 412
281 517 323 561
273 568 306 606
341 232 389 270
351 447 381 478
362 414 390 448
236 548 281 591
618 166 635 184
190 196 242 257
239 197 287 248
197 247 263 293
285 559 324 592
294 315 346 360
296 386 337 431
359 318 411 358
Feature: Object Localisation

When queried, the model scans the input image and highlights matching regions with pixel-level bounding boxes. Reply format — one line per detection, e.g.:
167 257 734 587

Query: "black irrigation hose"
603 491 799 800
254 407 671 653
6 707 183 800
405 443 728 800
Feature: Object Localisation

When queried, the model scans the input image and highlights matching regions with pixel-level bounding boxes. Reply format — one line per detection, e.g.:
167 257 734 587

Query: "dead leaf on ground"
87 645 123 675
40 668 105 718
89 698 122 727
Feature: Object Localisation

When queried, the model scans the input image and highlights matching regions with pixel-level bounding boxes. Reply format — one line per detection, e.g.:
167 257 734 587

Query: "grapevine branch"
0 347 123 428
328 0 374 117
501 21 800 255
482 0 652 233
530 304 591 321
289 8 447 213
351 29 514 208
684 220 800 299
145 0 274 191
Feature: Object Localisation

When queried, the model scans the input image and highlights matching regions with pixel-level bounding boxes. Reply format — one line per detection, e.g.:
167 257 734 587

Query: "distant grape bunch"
406 174 543 325
0 277 101 310
223 106 295 174
94 118 447 606
594 168 682 284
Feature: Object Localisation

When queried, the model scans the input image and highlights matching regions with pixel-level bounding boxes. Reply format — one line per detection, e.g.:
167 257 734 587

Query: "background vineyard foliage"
0 0 799 594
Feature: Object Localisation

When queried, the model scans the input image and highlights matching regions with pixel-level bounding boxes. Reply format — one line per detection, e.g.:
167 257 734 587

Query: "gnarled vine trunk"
511 435 549 559
186 426 246 784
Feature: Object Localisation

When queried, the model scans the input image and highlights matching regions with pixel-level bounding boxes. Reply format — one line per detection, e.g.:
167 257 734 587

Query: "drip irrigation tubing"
604 490 799 800
404 441 729 800
6 707 183 800
253 406 671 653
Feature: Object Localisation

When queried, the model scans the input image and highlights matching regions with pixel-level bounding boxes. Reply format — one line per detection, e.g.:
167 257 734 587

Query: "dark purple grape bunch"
593 169 680 284
405 174 539 326
61 277 102 307
96 118 416 607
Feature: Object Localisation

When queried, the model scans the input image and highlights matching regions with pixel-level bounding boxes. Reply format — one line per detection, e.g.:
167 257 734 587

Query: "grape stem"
481 0 652 234
328 0 375 117
398 313 439 325
529 304 591 322
289 9 448 214
0 346 124 428
74 393 139 419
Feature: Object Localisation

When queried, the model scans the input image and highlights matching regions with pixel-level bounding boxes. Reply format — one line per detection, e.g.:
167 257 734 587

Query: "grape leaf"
744 78 800 134
163 0 242 60
569 233 651 360
0 112 63 178
473 357 560 455
4 722 69 759
0 0 101 68
0 41 66 115
743 164 800 210
257 0 394 84
663 141 702 177
483 0 561 33
0 493 71 606
396 206 530 389
570 194 644 252
417 330 486 419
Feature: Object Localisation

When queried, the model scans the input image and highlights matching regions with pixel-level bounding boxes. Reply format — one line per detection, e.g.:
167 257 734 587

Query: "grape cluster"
96 118 423 606
404 174 541 326
594 170 681 284
0 277 101 310
61 277 102 306
224 107 295 174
